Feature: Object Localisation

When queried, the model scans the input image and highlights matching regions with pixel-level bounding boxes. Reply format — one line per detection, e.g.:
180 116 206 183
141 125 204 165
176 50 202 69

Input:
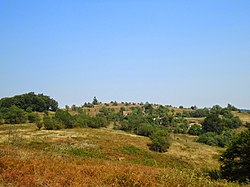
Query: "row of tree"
182 104 239 118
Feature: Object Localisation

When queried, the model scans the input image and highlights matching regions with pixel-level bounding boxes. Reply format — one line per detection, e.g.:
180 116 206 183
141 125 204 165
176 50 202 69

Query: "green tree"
0 92 58 112
65 105 70 111
202 114 224 134
92 96 98 105
43 115 63 130
88 116 108 128
27 112 40 123
149 130 171 152
55 109 75 129
220 129 250 182
188 124 202 135
137 123 154 137
1 106 27 124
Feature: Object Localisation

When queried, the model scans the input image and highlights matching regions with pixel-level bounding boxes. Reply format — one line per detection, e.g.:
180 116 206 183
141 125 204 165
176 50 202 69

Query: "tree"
149 130 171 152
0 92 58 112
92 96 98 105
137 123 154 137
202 114 224 134
27 112 40 123
55 109 75 129
0 106 27 124
188 124 202 135
43 115 63 130
144 102 153 114
210 105 223 114
65 105 70 111
220 129 250 182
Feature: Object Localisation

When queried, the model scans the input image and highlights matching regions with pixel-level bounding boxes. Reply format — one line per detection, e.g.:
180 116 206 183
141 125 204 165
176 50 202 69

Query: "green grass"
64 146 106 159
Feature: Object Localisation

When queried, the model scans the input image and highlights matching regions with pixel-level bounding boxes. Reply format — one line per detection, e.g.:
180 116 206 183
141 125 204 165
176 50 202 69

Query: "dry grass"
0 124 241 186
233 111 250 124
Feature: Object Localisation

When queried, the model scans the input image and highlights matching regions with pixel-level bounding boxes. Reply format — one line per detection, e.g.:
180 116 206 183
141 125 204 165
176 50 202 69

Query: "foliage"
65 147 105 159
27 112 41 123
202 114 224 134
43 115 63 130
188 124 202 135
0 105 27 124
149 130 171 152
190 108 210 117
92 96 98 105
87 116 109 128
137 123 155 137
0 92 58 112
55 109 75 129
197 130 235 147
220 129 250 183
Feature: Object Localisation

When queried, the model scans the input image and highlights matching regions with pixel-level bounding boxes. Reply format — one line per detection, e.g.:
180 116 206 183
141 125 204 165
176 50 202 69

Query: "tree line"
0 92 58 124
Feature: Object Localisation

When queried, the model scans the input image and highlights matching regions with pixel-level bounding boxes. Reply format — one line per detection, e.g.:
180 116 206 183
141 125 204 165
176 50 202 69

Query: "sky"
1 1 250 109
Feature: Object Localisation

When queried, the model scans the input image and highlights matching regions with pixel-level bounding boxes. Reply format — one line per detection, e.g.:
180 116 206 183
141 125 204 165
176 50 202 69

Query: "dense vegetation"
220 128 250 183
0 92 58 124
0 92 58 112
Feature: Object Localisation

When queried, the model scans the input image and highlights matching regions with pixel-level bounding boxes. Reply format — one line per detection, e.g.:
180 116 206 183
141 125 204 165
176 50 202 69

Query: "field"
0 123 241 187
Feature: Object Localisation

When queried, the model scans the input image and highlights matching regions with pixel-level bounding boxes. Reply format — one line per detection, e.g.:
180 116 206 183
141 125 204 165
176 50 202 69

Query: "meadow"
0 123 242 187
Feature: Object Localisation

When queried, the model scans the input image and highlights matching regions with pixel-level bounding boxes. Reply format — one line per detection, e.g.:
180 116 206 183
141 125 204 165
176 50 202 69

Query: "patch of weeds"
118 145 152 157
28 140 51 150
117 145 157 166
65 147 106 159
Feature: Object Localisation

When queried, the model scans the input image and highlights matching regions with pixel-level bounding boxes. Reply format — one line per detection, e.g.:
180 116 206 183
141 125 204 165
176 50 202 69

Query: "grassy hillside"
0 124 240 186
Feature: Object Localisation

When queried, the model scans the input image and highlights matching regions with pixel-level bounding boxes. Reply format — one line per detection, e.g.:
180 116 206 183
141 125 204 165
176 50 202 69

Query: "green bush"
43 115 64 130
87 116 108 128
197 131 235 147
137 123 154 137
188 124 202 135
55 109 75 129
27 112 41 123
149 130 171 152
0 105 27 124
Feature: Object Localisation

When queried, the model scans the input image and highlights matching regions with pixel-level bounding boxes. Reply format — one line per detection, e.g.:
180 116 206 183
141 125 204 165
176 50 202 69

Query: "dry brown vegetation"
0 123 242 187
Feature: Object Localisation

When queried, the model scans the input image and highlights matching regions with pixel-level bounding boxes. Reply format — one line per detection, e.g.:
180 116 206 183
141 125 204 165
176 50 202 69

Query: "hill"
0 123 240 186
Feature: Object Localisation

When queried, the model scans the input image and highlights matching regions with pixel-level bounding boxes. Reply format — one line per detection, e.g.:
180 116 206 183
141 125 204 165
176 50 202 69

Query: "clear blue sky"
1 1 250 109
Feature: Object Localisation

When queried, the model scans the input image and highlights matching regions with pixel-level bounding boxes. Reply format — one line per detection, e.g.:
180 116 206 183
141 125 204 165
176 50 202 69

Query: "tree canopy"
0 92 58 112
220 129 250 183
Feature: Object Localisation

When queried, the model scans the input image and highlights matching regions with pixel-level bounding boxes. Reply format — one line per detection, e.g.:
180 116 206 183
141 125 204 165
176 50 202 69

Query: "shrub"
88 116 108 128
0 106 27 124
197 131 235 147
137 123 154 137
149 130 171 152
188 124 202 135
43 115 63 130
55 109 75 129
27 112 40 123
197 132 218 146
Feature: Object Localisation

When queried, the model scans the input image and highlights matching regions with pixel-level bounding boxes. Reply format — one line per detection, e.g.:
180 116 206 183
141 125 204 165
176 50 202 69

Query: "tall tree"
92 96 98 105
220 129 250 182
